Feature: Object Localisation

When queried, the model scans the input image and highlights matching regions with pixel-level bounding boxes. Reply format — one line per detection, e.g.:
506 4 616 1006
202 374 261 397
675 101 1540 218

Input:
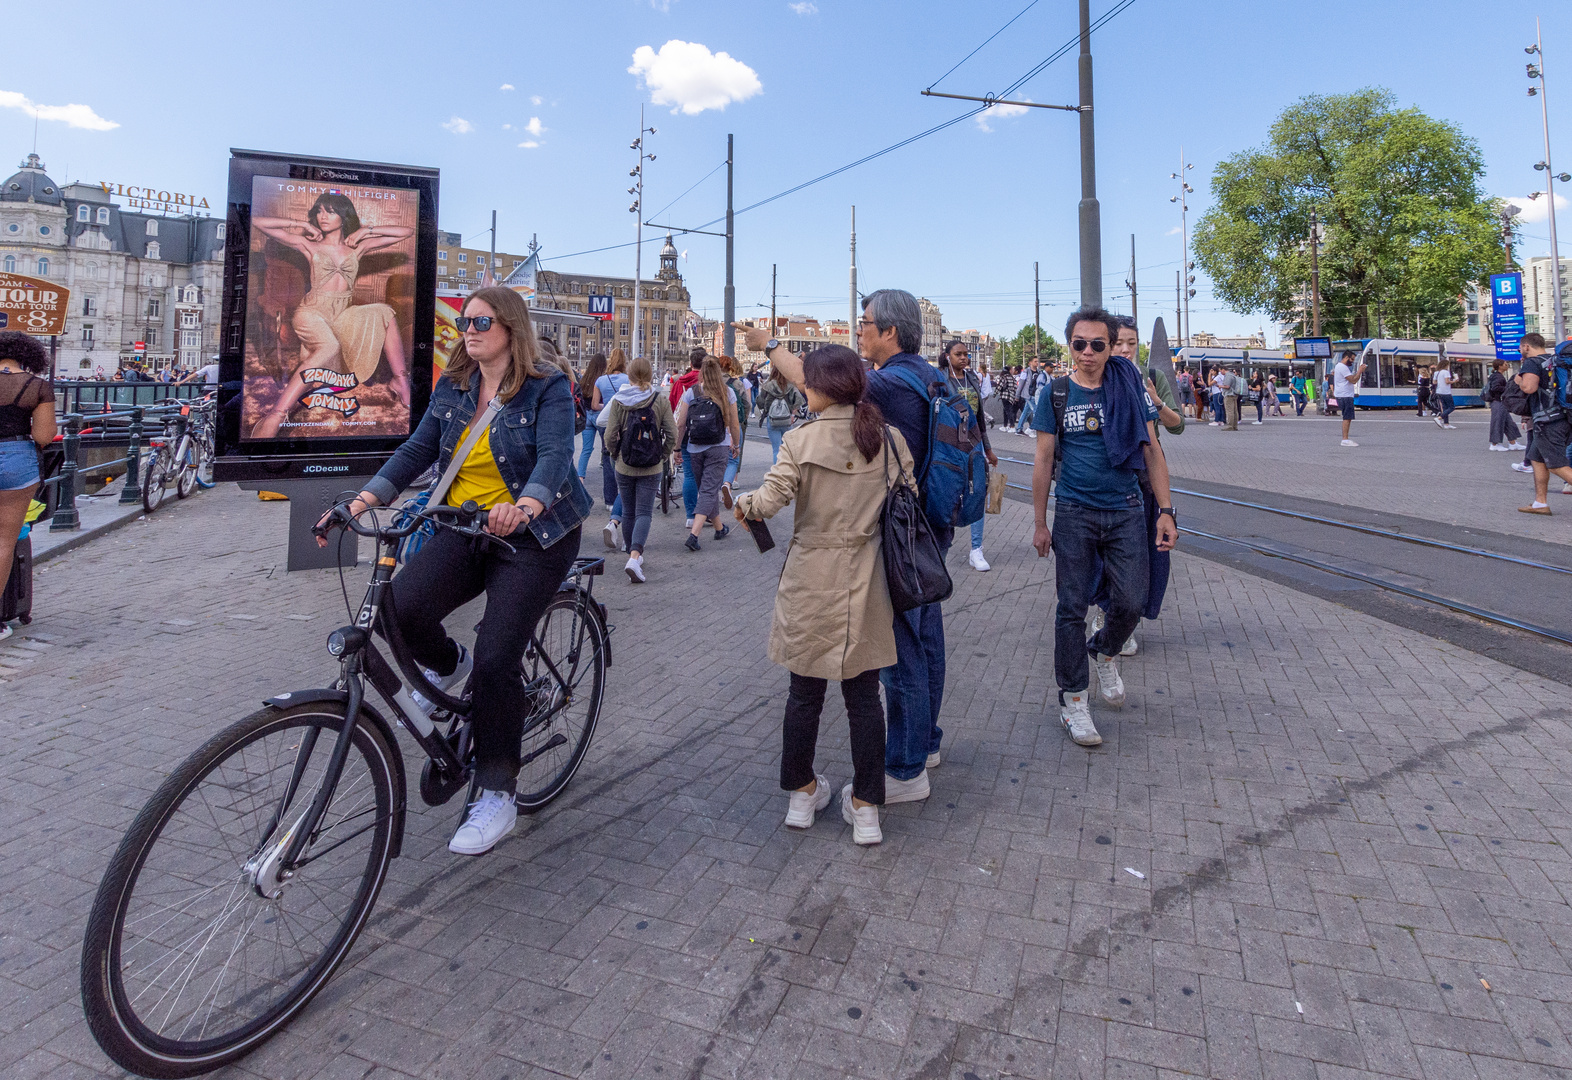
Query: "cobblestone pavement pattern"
5 445 1572 1080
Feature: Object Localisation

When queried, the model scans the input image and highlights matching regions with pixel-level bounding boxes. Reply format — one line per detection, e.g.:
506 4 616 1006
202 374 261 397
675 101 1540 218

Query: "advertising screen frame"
213 149 439 483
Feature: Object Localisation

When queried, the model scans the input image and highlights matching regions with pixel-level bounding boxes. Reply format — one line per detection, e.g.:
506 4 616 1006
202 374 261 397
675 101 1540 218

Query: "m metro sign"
587 294 614 320
0 272 69 335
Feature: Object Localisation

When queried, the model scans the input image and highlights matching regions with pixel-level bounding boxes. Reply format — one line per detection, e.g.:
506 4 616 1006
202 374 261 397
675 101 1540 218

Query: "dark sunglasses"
1070 338 1108 353
455 315 495 332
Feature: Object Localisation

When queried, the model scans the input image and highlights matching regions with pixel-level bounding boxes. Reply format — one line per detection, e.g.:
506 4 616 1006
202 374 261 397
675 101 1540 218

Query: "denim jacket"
365 369 593 549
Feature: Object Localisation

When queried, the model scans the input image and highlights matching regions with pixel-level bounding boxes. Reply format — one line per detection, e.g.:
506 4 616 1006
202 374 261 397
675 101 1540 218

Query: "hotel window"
215 223 225 239
458 252 467 262
180 311 198 328
146 241 160 259
148 299 161 318
4 255 16 273
182 330 199 349
477 256 486 266
77 205 90 222
146 220 158 237
36 257 48 276
97 207 110 224
82 325 94 344
146 329 159 347
83 297 97 316
455 269 466 279
438 250 447 260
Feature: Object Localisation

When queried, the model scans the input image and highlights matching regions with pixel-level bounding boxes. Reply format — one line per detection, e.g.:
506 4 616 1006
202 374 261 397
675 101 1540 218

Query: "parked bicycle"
140 396 215 513
80 500 611 1077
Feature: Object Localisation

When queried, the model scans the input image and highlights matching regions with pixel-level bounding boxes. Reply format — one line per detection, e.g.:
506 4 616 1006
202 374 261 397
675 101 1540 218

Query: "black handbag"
880 430 952 613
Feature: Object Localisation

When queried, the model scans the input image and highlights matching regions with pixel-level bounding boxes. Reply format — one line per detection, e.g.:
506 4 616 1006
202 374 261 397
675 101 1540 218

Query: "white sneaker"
1251 420 1263 425
1563 483 1572 495
1512 462 1533 473
685 517 694 529
1093 653 1125 708
841 784 882 845
926 749 941 769
1060 692 1101 746
1340 439 1358 447
883 770 930 804
1119 633 1138 657
603 519 623 550
1088 607 1106 634
968 548 991 572
625 554 645 583
1511 442 1528 450
0 622 12 643
785 774 831 829
1489 444 1506 452
1443 424 1457 430
410 644 472 717
1433 415 1445 428
448 788 517 855
1208 421 1221 427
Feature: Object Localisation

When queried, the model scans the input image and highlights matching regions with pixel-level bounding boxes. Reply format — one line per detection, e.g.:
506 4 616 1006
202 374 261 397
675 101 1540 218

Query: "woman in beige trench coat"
735 345 917 846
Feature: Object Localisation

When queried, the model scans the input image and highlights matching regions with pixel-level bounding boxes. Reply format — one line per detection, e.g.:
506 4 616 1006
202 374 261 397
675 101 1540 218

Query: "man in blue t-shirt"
739 289 948 808
1517 332 1572 514
1031 306 1178 748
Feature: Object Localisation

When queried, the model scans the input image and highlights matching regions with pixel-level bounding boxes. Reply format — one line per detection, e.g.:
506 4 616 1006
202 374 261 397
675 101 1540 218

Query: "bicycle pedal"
419 758 468 807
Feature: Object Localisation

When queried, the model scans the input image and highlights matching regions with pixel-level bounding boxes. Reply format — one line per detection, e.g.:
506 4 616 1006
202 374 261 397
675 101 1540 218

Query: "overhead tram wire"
648 159 728 222
925 0 1045 91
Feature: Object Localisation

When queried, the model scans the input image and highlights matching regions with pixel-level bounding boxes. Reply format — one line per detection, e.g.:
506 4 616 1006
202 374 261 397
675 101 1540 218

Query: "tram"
1176 346 1314 403
1329 338 1494 409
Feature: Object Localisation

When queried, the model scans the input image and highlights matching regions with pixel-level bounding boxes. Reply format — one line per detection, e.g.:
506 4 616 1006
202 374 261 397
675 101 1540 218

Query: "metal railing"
43 400 199 532
53 379 215 416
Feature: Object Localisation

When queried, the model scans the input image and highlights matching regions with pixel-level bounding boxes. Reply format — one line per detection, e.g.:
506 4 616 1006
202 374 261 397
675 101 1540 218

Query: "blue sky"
5 0 1569 344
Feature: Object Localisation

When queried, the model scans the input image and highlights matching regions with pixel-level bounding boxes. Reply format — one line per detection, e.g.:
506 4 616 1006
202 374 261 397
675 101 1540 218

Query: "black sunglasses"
1070 338 1108 353
455 315 495 332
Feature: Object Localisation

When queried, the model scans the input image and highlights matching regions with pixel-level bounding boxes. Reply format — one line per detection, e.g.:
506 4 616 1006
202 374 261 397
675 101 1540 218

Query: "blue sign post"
1491 272 1526 362
587 294 614 319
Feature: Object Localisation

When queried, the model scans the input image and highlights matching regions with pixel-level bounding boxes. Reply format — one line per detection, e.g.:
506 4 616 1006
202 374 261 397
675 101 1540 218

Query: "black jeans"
1490 402 1521 445
782 669 886 805
1052 501 1148 699
391 523 582 792
1090 483 1169 621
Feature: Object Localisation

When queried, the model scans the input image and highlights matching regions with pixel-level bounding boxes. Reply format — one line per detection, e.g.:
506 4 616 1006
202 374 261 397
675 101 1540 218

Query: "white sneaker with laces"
969 548 991 572
926 749 941 769
1093 653 1125 708
1340 439 1358 447
1119 633 1138 657
448 788 517 855
1489 444 1506 451
625 554 646 583
841 784 882 845
1433 415 1445 428
1060 692 1101 746
603 519 623 550
1563 483 1572 495
1251 420 1263 425
785 774 831 829
411 644 472 717
1443 424 1457 430
883 770 930 804
1511 442 1528 450
1512 462 1534 473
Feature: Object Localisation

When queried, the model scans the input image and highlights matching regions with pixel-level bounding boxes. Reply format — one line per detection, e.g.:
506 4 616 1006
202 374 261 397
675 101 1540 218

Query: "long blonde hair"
443 287 542 401
606 347 628 375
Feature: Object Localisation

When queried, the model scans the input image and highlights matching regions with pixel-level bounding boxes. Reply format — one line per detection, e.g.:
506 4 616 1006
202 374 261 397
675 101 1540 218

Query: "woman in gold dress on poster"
250 192 414 438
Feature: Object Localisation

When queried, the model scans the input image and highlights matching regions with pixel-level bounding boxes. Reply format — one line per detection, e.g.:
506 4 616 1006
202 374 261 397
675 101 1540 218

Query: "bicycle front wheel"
142 449 170 513
175 441 198 499
516 591 606 811
81 702 397 1078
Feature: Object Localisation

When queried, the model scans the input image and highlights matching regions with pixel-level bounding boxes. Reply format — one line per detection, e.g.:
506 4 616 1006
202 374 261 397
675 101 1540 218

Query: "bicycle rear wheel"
81 702 397 1078
142 448 170 513
516 591 606 812
175 442 198 499
658 460 672 515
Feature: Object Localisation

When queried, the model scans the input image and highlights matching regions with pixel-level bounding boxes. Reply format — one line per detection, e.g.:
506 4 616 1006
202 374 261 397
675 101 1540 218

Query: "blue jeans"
1089 486 1169 621
970 517 984 551
767 421 787 463
1015 391 1037 432
723 433 745 487
1438 394 1455 424
614 471 659 553
1051 502 1147 699
578 417 598 477
599 432 623 521
681 448 698 518
881 541 948 781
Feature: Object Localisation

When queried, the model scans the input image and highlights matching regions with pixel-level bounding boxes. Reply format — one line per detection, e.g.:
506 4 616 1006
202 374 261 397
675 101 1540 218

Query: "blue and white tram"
1331 338 1493 409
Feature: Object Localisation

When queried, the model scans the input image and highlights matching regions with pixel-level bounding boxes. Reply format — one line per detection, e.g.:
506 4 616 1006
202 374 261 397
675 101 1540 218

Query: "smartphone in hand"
742 515 776 553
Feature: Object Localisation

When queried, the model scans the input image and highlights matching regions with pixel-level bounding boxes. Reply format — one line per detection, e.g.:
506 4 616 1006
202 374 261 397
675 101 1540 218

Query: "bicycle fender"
262 689 409 860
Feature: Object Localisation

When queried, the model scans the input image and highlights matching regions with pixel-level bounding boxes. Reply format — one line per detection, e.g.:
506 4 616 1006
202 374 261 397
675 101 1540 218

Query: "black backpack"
1501 371 1530 416
619 402 664 468
686 392 725 446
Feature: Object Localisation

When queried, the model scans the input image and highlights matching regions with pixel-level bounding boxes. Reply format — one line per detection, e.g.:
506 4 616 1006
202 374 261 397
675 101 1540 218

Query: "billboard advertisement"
0 272 69 335
214 150 439 483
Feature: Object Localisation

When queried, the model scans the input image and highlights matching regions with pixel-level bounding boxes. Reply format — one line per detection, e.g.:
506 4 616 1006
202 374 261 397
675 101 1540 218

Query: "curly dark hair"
0 331 49 374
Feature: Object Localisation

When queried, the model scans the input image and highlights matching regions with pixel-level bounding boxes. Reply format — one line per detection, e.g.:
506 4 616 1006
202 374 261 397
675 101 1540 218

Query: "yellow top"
446 423 512 510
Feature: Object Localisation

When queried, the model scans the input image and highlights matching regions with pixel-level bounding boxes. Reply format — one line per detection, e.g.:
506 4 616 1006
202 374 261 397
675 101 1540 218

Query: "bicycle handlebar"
312 499 515 553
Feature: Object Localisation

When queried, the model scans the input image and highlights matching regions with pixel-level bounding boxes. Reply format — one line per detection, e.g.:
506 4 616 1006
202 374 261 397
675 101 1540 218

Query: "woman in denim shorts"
0 332 57 637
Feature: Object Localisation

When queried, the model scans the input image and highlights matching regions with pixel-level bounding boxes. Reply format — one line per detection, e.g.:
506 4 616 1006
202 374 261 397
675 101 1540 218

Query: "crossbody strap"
428 396 502 507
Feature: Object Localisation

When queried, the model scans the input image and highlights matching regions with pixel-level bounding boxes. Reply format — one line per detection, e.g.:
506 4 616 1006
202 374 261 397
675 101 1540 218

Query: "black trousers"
391 523 582 792
781 669 886 805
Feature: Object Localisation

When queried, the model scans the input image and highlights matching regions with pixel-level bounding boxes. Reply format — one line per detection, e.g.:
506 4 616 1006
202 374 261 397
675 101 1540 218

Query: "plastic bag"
986 469 1005 515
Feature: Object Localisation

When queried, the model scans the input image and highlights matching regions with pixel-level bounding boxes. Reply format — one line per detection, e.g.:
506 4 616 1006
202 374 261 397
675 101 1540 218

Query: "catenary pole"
849 206 857 349
1310 209 1323 337
771 263 777 338
723 134 735 357
1077 0 1102 308
1033 261 1041 362
1534 19 1565 341
1128 234 1138 342
633 106 644 361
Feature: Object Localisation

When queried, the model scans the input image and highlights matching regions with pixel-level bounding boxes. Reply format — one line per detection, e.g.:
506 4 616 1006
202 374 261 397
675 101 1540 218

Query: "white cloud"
788 1 817 13
1166 226 1183 236
531 95 543 106
649 0 674 10
0 90 118 131
629 40 762 115
500 83 515 91
1503 193 1569 225
973 99 1030 132
518 141 540 150
502 123 512 130
442 115 474 135
525 117 545 137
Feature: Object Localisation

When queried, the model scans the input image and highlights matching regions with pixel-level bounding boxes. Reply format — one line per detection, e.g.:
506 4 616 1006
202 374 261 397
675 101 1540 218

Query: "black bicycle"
80 501 611 1078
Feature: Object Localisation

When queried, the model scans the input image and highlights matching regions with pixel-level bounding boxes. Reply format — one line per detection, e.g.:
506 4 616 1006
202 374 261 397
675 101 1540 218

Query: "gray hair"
861 289 923 355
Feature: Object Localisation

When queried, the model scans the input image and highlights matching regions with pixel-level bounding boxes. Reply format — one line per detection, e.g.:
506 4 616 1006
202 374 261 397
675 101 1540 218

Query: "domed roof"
661 233 678 257
1 154 63 205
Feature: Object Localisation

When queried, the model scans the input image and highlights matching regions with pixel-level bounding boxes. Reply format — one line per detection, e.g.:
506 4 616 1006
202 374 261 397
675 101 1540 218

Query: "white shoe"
841 784 882 845
603 519 623 550
410 644 472 716
0 622 12 643
1563 483 1572 495
625 554 645 583
1433 415 1445 428
1251 420 1263 425
785 774 831 829
1489 444 1506 451
1119 633 1138 657
1340 439 1358 447
448 788 517 855
1208 421 1221 427
1060 692 1101 746
926 749 941 769
883 770 930 804
969 548 991 572
685 517 694 529
1093 653 1125 708
1511 442 1528 450
1512 462 1533 473
1443 424 1457 429
1088 607 1106 634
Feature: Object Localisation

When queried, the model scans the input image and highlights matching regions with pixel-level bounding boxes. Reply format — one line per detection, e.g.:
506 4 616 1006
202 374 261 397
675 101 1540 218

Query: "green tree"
997 323 1061 369
1192 89 1504 340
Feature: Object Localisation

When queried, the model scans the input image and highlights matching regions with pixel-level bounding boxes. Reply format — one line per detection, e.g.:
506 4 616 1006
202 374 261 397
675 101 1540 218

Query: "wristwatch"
1158 507 1177 521
765 339 781 353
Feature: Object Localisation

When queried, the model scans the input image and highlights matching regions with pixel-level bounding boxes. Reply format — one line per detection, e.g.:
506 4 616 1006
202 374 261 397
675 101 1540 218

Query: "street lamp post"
1528 21 1567 341
629 107 657 360
1169 150 1194 347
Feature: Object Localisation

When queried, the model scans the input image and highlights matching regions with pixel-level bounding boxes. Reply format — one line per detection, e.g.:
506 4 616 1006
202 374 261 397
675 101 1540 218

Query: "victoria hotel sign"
98 182 212 214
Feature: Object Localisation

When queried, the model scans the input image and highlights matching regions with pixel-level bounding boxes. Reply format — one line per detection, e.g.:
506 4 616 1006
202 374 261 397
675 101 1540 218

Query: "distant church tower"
658 234 681 284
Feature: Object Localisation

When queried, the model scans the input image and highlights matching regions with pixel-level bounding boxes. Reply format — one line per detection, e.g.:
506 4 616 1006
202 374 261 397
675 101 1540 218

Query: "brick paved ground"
5 444 1572 1080
990 409 1569 542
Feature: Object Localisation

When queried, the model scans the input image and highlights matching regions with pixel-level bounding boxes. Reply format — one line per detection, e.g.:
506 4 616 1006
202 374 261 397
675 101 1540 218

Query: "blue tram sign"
1491 272 1525 362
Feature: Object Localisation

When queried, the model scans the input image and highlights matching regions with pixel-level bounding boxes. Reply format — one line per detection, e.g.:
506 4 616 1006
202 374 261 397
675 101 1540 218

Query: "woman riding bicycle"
321 286 591 856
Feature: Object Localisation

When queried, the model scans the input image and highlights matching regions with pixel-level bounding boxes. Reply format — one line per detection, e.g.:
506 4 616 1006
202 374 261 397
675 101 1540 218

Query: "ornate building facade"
530 235 698 367
0 154 225 376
